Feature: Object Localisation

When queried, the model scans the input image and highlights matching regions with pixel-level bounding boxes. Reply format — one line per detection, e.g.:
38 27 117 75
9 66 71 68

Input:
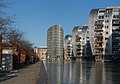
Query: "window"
105 38 108 40
98 16 104 19
99 10 105 13
102 16 104 19
106 32 108 34
113 15 119 18
2 58 5 60
105 26 109 28
105 15 109 17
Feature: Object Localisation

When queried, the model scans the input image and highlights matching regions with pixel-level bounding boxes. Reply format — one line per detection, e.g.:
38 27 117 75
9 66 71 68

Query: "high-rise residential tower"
47 25 64 60
64 35 72 60
72 26 92 60
89 6 120 61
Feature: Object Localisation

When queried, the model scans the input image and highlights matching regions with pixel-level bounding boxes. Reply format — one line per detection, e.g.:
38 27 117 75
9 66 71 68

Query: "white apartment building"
64 35 72 60
72 26 92 60
89 6 120 61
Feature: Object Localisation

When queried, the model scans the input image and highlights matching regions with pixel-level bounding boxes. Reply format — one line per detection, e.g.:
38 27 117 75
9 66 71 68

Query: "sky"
6 0 120 47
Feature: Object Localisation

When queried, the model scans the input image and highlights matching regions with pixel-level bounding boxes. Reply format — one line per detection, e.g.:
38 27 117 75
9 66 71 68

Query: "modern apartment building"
64 35 72 60
72 26 92 60
89 6 120 61
47 25 64 60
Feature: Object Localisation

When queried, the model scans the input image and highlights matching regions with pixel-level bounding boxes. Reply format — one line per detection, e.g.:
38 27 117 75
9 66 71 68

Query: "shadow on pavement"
0 73 17 82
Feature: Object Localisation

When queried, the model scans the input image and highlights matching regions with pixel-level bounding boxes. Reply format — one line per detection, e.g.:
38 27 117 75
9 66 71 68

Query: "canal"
43 60 120 84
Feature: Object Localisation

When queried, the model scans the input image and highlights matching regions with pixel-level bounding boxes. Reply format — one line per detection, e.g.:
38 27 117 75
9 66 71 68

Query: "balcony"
112 45 119 49
112 20 120 26
76 43 81 48
76 52 82 56
112 39 120 43
95 21 103 27
112 50 120 55
94 27 103 31
95 32 103 37
94 50 103 55
75 35 81 42
67 52 72 55
95 39 103 43
67 44 72 48
76 49 81 51
94 44 103 49
112 27 120 31
112 32 120 37
67 49 72 52
113 15 119 19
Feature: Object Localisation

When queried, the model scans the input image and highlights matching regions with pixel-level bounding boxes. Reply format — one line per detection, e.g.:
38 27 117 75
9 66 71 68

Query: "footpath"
0 60 49 84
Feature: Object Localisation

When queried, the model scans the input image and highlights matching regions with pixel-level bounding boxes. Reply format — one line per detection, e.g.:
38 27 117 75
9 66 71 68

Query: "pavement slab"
0 61 41 84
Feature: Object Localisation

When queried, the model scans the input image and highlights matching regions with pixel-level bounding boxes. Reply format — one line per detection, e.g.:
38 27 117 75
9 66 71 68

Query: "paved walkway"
0 60 48 84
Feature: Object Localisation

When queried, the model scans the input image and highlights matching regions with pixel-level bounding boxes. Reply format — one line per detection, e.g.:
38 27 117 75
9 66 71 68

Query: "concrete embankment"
37 60 49 84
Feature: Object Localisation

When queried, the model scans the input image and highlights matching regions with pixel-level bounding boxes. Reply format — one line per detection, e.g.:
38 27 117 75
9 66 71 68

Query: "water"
44 60 120 84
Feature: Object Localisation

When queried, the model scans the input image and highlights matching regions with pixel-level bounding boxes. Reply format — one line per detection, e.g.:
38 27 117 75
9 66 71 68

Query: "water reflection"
44 60 120 84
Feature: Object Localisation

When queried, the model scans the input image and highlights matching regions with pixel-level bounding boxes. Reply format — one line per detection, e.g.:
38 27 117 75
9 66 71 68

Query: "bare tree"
6 28 36 65
0 0 13 67
0 16 14 35
6 28 24 45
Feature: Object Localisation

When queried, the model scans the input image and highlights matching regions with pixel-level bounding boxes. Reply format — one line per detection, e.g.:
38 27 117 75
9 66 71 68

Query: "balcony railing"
94 27 103 31
95 39 103 43
112 39 120 42
112 27 120 31
112 32 120 37
76 43 81 48
95 21 103 26
112 45 119 49
112 20 120 26
95 33 103 37
94 45 103 48
67 45 72 48
76 48 81 51
94 51 103 55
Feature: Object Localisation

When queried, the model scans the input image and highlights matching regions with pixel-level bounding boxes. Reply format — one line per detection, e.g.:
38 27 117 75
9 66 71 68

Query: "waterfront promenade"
0 60 48 84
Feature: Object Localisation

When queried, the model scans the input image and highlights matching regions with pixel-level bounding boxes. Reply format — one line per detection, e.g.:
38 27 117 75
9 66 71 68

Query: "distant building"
64 35 72 60
89 6 120 61
38 47 47 60
72 26 92 60
47 25 64 60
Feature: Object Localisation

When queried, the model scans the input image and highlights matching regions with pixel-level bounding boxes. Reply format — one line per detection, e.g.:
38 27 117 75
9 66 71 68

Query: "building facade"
64 35 72 60
89 6 120 61
47 25 64 60
72 26 92 60
38 47 47 60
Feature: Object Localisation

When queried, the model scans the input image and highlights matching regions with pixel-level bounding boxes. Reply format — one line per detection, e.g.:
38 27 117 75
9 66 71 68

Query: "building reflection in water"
44 60 120 84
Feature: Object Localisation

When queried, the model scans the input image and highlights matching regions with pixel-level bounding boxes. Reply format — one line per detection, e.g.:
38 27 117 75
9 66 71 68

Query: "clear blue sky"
7 0 120 47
